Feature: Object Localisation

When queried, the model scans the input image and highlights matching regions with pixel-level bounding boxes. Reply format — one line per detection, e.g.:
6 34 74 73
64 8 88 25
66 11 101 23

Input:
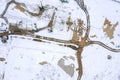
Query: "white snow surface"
0 0 120 80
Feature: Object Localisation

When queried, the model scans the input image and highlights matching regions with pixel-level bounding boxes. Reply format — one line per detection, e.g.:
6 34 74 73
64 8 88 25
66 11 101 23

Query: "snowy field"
0 0 120 80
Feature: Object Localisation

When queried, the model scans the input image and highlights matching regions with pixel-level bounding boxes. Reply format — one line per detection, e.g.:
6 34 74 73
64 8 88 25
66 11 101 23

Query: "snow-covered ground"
1 36 78 80
0 0 120 80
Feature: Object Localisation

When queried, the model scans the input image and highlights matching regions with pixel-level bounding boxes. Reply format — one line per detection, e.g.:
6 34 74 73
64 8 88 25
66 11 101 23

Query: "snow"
82 45 120 80
0 0 120 80
2 37 78 80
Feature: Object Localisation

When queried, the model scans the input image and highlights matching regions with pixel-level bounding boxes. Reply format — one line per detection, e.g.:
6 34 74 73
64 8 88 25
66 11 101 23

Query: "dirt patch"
47 11 56 32
71 28 79 43
0 32 9 36
66 16 73 31
0 58 5 62
77 19 84 36
9 24 34 35
15 4 25 12
103 18 119 39
39 61 48 65
90 34 97 38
